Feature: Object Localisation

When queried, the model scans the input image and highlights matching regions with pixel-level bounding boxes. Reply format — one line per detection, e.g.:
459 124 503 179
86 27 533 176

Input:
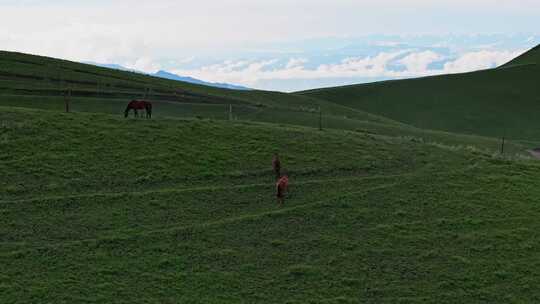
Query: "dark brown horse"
124 100 152 118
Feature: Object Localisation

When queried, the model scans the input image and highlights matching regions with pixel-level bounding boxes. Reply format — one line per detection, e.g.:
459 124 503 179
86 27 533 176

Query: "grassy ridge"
1 94 530 157
299 45 540 142
3 45 540 303
0 108 426 200
2 50 535 155
2 107 540 303
0 50 395 126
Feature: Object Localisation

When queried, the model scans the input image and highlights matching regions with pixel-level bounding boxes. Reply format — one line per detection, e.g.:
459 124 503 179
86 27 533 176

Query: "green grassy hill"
299 44 540 142
2 45 540 303
3 50 532 156
0 50 395 126
3 107 540 303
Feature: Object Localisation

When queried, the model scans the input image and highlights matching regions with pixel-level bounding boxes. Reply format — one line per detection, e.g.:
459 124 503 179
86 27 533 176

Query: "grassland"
0 50 394 126
2 46 540 303
2 107 540 303
2 49 538 155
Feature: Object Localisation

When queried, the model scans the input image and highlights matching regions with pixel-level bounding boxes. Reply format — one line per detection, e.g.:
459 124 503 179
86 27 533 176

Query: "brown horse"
124 100 152 118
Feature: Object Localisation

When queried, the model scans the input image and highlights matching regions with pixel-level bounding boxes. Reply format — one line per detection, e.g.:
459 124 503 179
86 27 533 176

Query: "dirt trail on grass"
528 148 540 159
2 182 402 254
0 173 405 205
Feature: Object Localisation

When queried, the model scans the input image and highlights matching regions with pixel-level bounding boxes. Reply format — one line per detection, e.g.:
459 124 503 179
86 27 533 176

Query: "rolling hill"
299 44 540 142
2 107 540 303
4 49 531 155
1 50 417 137
3 46 540 302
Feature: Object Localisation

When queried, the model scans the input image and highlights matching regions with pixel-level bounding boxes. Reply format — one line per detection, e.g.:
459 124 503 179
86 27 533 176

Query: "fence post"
501 137 505 155
229 104 233 121
318 107 322 131
64 88 71 113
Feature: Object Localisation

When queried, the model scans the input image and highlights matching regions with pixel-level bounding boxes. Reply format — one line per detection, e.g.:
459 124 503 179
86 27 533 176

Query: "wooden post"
501 137 505 155
64 89 71 113
57 66 62 88
318 107 322 131
229 104 233 121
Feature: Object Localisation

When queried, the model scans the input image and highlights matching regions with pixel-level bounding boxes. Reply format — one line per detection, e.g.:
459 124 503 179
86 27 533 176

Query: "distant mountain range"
85 62 251 91
152 70 251 91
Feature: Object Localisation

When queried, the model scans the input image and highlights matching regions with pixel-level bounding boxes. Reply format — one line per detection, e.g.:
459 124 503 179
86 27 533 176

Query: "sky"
1 0 539 91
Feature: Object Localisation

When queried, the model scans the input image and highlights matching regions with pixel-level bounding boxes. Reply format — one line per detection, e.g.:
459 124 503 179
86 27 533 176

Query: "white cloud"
286 58 309 69
125 57 162 74
399 51 442 74
371 41 402 47
318 52 408 77
442 50 525 73
176 57 197 65
171 51 406 86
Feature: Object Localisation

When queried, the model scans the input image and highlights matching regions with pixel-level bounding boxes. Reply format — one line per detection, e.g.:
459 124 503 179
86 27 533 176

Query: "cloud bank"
170 49 525 91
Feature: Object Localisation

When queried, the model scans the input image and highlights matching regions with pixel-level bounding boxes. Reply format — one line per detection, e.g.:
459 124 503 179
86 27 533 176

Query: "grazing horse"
124 100 152 118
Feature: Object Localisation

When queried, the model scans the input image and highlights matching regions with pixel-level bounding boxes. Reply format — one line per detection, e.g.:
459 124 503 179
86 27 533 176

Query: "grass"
1 49 536 156
2 46 540 303
0 107 431 200
2 107 540 303
0 94 531 157
0 50 393 125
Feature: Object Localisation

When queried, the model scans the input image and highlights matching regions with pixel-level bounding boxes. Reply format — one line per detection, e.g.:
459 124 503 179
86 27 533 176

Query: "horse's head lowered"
124 100 152 118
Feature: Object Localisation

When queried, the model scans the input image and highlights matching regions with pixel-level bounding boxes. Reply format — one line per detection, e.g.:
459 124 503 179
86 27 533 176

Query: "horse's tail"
124 102 132 118
146 102 152 118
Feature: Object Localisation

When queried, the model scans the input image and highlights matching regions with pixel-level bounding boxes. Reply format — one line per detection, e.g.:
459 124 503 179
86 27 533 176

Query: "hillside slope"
0 50 395 126
2 107 540 303
2 50 536 155
299 44 540 141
